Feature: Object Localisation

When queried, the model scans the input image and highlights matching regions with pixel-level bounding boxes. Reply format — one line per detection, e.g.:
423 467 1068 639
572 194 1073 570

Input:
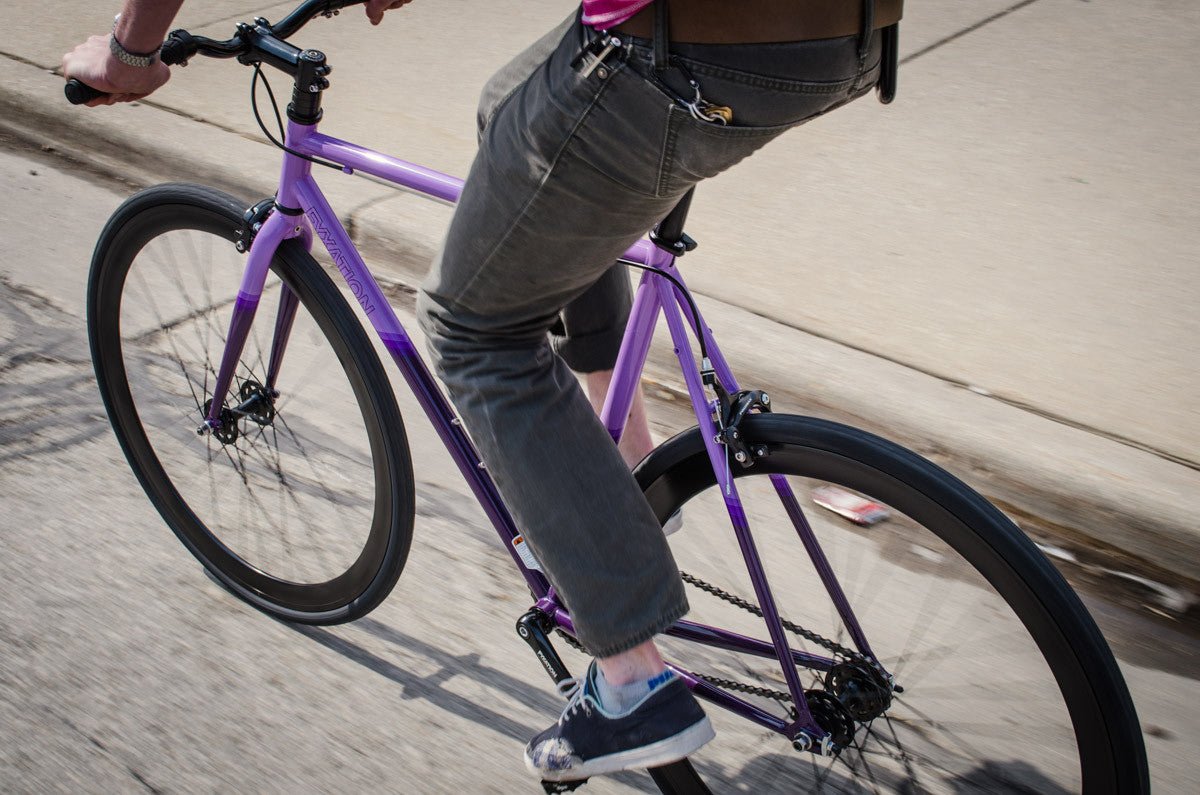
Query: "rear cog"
826 660 893 722
803 690 856 749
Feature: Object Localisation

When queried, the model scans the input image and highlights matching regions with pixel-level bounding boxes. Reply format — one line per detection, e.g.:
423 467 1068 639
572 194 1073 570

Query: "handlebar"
64 80 106 105
65 0 365 105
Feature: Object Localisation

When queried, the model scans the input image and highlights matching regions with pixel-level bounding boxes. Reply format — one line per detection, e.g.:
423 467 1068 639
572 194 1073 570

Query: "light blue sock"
593 666 675 715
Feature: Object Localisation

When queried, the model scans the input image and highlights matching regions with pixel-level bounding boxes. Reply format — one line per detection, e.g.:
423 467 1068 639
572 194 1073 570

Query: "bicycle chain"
552 569 889 702
555 627 793 704
692 673 794 704
678 570 889 681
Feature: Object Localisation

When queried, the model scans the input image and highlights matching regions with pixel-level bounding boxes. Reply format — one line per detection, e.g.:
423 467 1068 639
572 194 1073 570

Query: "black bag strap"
858 0 875 61
877 23 899 103
652 0 670 74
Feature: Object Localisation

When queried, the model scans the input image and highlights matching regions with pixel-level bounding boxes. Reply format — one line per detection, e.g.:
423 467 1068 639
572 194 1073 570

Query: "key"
700 104 733 124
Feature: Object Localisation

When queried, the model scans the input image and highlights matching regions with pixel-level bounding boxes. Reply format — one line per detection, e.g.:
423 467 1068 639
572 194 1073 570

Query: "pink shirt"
580 0 654 28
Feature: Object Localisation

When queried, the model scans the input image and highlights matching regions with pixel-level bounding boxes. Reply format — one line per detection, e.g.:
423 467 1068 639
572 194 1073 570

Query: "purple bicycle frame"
202 119 881 746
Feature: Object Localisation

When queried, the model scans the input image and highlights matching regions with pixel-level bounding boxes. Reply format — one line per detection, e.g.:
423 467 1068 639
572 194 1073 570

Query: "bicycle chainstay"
556 570 889 705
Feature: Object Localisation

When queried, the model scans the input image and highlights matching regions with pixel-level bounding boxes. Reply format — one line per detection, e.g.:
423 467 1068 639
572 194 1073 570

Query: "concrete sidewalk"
2 0 1197 589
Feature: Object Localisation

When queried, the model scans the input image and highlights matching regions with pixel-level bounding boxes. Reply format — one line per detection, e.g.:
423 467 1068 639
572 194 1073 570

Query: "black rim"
89 186 413 620
636 414 1146 792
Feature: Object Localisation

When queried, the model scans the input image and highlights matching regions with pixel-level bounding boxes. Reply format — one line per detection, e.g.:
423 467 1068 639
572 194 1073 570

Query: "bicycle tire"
88 183 415 624
635 414 1148 793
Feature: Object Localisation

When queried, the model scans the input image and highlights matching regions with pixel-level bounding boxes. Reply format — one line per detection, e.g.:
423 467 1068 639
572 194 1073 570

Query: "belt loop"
652 0 670 74
858 0 875 61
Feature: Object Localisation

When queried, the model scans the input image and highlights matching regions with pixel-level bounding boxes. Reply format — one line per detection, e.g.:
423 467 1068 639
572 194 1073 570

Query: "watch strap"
110 15 161 67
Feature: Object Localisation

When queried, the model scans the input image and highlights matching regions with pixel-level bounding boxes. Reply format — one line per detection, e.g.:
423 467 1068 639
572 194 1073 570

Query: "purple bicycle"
77 1 1147 792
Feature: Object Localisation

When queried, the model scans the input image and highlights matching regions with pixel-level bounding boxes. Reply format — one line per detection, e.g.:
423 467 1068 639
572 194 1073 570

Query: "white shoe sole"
526 716 715 782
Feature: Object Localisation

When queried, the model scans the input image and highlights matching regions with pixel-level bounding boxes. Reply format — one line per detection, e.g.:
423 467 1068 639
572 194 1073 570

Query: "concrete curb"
4 57 1196 588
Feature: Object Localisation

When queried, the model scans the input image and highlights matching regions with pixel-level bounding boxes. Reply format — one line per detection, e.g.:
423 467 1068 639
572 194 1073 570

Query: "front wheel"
636 414 1148 793
88 183 415 624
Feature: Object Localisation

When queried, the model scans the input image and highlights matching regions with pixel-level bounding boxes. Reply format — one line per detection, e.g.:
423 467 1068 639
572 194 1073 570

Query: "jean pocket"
567 47 878 199
566 63 679 198
568 63 802 199
657 107 799 196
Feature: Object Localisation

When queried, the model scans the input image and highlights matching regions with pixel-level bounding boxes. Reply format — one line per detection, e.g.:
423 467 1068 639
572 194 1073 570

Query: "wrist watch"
110 14 161 67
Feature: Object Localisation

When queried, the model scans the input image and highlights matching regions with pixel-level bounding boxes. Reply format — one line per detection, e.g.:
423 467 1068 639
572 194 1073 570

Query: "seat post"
650 187 697 256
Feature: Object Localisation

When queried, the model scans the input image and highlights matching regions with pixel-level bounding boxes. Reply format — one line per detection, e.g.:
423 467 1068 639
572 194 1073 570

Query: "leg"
421 14 885 781
418 22 691 657
595 637 665 685
585 368 655 467
548 261 657 468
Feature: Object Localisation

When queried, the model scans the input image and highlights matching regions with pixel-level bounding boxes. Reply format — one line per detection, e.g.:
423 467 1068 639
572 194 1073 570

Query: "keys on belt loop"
689 88 732 125
672 59 732 125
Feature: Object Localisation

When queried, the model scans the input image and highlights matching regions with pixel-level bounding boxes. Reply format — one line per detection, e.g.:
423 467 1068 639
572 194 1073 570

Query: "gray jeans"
417 15 882 657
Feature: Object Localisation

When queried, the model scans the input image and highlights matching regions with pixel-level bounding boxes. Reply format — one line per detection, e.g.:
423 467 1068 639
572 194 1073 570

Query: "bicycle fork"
198 198 309 436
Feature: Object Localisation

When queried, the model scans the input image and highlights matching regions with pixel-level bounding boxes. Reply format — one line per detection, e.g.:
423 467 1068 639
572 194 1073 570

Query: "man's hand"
364 0 414 26
62 33 170 107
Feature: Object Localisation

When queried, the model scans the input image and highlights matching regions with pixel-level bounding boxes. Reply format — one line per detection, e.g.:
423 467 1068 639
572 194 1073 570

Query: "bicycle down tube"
203 119 884 744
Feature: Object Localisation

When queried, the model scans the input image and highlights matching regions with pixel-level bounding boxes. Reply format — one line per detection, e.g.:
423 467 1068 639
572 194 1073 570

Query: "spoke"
872 716 923 789
130 266 208 415
880 697 993 769
843 723 884 791
237 419 345 581
273 407 374 506
890 574 981 682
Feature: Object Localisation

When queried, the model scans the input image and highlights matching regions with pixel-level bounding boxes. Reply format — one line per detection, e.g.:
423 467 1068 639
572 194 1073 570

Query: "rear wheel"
637 414 1148 793
88 183 414 623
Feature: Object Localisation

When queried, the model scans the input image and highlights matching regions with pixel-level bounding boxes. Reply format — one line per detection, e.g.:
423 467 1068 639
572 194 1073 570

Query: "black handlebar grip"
160 34 191 65
64 78 107 105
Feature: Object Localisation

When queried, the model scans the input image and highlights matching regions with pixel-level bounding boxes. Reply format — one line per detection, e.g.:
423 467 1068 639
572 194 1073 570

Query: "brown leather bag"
613 0 903 44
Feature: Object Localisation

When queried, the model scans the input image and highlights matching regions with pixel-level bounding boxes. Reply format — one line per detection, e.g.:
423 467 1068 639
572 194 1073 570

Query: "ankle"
592 664 676 715
595 640 666 686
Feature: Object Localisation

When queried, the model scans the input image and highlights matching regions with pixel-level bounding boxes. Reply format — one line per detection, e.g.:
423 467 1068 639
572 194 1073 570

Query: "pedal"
542 778 589 793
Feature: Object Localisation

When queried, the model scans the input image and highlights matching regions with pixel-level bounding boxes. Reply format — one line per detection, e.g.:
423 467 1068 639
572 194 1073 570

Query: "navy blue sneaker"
524 664 714 782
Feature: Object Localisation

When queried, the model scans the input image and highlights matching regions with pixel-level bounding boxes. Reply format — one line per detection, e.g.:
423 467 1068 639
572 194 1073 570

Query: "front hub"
199 379 277 444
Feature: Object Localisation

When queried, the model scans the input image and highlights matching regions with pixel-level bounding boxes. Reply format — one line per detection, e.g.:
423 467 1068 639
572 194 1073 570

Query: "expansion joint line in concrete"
901 0 1043 66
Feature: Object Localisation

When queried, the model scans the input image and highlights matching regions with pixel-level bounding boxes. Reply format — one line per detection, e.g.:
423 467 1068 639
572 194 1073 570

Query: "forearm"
112 0 188 54
61 0 185 105
66 1 409 105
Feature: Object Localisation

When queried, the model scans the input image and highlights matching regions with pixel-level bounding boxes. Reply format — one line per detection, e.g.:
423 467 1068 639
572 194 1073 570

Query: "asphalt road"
1 137 1197 792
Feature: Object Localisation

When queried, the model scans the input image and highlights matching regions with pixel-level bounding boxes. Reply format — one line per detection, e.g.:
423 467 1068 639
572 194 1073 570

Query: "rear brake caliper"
703 362 772 468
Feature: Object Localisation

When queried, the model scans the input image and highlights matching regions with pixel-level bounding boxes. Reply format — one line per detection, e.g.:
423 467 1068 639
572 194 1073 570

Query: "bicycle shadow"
693 751 1073 793
289 617 1069 793
286 616 660 792
0 276 108 464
